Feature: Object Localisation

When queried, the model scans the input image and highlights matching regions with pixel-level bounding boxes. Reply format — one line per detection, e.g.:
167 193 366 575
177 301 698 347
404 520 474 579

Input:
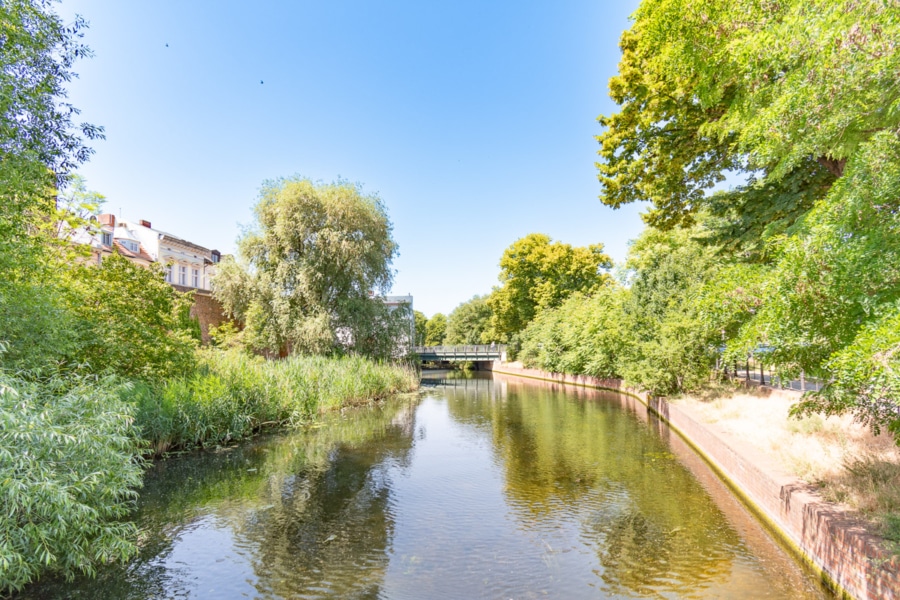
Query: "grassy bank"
673 382 900 546
124 349 419 456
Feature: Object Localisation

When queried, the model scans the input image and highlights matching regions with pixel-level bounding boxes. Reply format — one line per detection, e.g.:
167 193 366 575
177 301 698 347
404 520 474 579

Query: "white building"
110 217 221 292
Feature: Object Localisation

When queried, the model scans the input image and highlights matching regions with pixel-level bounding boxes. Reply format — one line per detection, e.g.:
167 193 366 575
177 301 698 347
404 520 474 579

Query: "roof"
159 233 213 255
113 240 154 263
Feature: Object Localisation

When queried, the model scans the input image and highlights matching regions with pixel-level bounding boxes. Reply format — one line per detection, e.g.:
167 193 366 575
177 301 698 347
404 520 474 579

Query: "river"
20 371 834 599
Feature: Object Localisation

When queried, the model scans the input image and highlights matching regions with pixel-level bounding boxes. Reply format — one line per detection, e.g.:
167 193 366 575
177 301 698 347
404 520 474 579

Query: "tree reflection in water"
18 401 417 600
20 375 830 600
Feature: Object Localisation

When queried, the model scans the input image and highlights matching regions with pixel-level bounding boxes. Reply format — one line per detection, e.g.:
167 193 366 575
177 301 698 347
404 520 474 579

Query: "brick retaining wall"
189 291 227 344
486 362 900 600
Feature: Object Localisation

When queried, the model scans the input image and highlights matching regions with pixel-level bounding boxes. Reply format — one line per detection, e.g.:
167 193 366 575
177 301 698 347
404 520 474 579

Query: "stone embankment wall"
486 362 900 600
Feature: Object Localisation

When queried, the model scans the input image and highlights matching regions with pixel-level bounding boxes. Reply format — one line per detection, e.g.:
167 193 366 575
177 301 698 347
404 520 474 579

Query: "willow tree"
214 177 403 357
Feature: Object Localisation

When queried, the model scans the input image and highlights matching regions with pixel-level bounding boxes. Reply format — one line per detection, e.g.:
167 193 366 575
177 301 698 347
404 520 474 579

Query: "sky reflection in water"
20 373 833 599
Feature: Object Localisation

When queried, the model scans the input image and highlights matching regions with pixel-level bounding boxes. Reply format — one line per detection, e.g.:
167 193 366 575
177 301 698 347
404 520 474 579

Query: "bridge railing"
413 345 506 359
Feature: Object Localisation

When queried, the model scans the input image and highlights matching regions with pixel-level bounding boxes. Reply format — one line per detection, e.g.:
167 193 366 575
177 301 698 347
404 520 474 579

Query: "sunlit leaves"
213 177 400 357
445 295 493 345
0 374 143 592
487 234 613 340
597 0 900 232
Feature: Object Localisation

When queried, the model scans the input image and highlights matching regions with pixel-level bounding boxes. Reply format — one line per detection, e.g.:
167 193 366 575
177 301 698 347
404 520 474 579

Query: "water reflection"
20 374 832 599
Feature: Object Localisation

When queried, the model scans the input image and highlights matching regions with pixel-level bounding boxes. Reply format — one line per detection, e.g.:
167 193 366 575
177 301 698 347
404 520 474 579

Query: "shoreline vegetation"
128 349 419 457
0 349 418 594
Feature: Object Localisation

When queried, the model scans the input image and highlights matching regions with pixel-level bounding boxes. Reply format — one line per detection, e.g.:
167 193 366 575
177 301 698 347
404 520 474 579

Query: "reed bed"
125 349 418 455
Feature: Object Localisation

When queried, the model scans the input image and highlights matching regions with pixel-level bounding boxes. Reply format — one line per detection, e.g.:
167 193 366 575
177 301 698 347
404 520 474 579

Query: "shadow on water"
20 373 834 599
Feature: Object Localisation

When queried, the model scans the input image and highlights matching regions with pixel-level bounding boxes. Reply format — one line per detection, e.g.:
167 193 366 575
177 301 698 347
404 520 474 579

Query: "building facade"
92 215 221 292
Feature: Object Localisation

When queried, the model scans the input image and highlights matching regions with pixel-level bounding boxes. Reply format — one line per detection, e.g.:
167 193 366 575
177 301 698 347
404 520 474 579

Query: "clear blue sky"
56 0 645 318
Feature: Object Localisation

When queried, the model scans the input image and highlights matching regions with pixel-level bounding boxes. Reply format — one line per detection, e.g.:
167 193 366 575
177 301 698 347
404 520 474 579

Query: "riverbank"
672 384 900 529
0 351 418 595
487 362 900 600
128 349 420 456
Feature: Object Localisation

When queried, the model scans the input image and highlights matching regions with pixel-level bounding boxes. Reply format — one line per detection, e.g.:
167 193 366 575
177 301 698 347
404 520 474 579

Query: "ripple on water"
17 376 834 599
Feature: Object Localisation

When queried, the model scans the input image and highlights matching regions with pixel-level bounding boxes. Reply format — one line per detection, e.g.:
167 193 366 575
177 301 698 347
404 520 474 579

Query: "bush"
518 288 625 379
0 374 144 593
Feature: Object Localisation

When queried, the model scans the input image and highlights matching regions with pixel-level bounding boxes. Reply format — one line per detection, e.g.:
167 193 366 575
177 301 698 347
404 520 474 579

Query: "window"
192 268 199 288
101 232 112 246
165 264 173 283
179 266 187 285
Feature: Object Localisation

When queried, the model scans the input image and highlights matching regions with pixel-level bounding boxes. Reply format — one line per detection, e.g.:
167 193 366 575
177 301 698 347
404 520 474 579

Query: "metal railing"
414 345 506 361
719 359 826 392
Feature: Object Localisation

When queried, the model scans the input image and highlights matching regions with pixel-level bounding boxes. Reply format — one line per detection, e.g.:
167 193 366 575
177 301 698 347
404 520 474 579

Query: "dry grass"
673 383 900 534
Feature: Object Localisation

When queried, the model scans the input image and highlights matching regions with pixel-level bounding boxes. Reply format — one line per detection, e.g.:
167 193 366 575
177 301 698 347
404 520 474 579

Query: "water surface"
21 372 833 599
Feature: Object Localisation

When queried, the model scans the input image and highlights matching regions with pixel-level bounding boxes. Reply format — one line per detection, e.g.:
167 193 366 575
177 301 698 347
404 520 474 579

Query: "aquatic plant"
128 349 418 455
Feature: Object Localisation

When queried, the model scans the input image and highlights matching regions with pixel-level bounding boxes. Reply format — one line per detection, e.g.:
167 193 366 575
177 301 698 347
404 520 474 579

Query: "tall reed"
126 349 418 455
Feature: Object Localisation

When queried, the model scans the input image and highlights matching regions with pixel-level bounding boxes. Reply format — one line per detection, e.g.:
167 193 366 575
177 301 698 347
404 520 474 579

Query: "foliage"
0 0 103 373
0 0 102 275
445 295 493 345
213 177 400 357
727 132 900 376
424 313 447 346
597 0 899 233
616 227 722 394
66 252 198 379
413 310 428 346
791 308 900 442
0 278 81 372
594 0 900 436
0 373 143 593
126 348 418 455
518 287 626 379
487 233 612 340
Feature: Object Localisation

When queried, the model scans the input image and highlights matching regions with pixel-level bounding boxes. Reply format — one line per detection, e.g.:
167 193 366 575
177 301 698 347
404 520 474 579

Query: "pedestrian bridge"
414 345 506 362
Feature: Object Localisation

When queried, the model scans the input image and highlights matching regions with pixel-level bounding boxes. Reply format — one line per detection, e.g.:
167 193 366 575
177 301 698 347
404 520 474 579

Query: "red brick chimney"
140 219 152 228
98 213 116 227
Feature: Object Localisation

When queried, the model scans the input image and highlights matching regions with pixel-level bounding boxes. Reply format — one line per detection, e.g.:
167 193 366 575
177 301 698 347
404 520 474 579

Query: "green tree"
487 233 613 340
598 0 900 434
518 287 626 379
413 310 428 346
445 295 492 345
424 313 447 346
213 177 399 357
617 226 721 395
597 0 897 234
0 0 103 263
0 1 103 372
66 253 198 379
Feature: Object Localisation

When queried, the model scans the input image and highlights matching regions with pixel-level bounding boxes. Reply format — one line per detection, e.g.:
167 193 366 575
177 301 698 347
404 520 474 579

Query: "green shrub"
0 374 144 593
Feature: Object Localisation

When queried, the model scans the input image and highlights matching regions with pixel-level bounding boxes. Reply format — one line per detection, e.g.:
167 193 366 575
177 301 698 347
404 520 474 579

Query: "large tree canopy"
213 177 401 357
1 0 102 278
596 0 900 438
487 234 612 340
597 0 899 235
445 295 492 345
